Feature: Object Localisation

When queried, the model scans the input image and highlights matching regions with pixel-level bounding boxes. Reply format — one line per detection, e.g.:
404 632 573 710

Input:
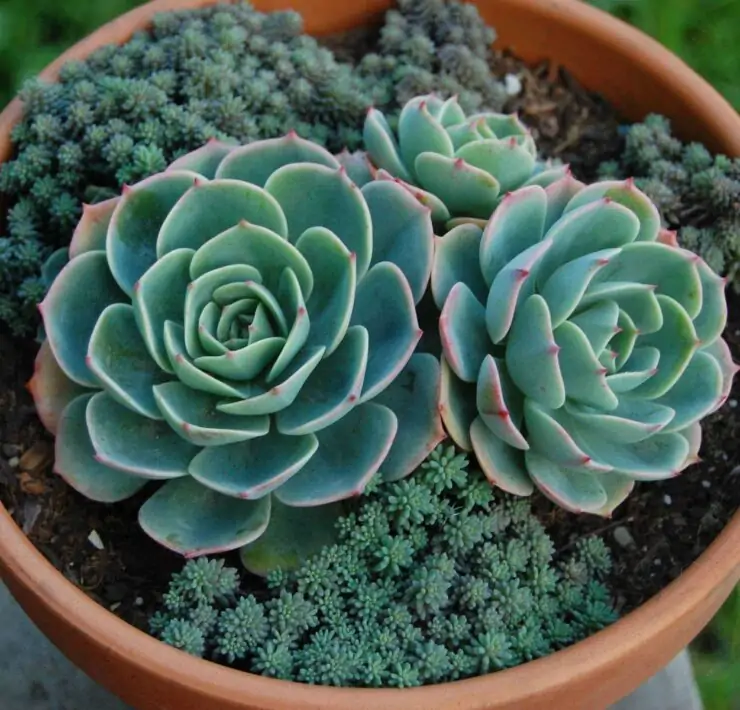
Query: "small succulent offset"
28 134 444 570
363 94 567 222
433 177 737 515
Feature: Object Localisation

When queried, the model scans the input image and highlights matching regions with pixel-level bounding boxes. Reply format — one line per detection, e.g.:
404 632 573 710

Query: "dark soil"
0 44 737 632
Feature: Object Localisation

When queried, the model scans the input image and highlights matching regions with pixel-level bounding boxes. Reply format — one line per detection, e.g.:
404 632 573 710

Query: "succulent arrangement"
150 445 618 686
29 134 444 570
433 176 736 514
2 0 737 692
363 94 566 221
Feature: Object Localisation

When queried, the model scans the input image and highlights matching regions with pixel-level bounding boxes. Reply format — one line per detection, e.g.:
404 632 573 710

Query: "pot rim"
1 1 739 708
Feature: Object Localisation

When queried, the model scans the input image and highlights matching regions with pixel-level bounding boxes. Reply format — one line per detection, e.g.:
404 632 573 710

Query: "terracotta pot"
0 1 739 709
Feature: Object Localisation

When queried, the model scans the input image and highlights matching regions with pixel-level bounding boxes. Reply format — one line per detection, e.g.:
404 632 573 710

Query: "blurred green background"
0 0 738 707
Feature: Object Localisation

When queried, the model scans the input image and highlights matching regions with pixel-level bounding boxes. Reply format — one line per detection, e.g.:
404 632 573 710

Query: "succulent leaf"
133 248 194 373
188 429 319 499
265 163 372 279
439 356 477 451
55 394 148 502
524 451 607 514
86 392 198 479
431 224 488 309
479 185 547 286
167 139 236 179
295 226 356 356
108 171 200 295
372 353 446 481
414 153 500 219
239 499 343 576
138 477 271 557
69 197 119 259
350 262 421 401
215 133 340 186
362 180 434 304
563 179 660 242
485 239 552 344
505 295 565 410
27 340 90 435
439 283 490 383
157 179 288 256
469 417 533 496
476 356 527 450
42 251 126 387
276 326 368 436
654 351 723 432
189 222 313 297
535 200 640 286
154 382 269 447
275 403 398 506
87 304 169 419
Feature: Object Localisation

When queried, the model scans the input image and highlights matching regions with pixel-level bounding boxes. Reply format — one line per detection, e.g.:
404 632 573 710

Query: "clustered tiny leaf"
29 134 445 570
433 176 737 514
599 114 740 290
150 445 618 686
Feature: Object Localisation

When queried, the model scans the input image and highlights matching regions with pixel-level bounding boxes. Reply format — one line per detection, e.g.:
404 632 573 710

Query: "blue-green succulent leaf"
350 262 421 401
439 282 490 384
470 416 533 496
439 356 477 452
188 429 318 499
54 394 147 502
373 353 446 481
476 356 527 450
296 226 356 357
189 221 313 298
505 294 565 410
431 223 488 310
215 132 340 186
108 171 199 295
133 248 194 373
479 185 547 286
157 179 288 256
240 499 343 577
41 251 126 387
275 402 398 506
138 477 271 557
362 180 434 303
153 382 269 446
87 304 169 420
276 326 368 436
86 392 198 479
265 163 372 279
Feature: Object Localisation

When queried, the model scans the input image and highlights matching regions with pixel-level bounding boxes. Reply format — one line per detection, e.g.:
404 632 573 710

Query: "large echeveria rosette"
433 176 738 515
363 94 569 223
29 134 445 571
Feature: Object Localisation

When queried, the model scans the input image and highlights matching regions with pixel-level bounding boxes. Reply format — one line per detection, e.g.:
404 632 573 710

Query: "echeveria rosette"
363 94 568 223
433 176 737 516
29 134 445 572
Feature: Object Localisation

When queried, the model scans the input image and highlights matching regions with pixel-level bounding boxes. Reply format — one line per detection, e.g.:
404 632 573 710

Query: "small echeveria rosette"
29 134 445 573
363 94 569 223
432 176 738 516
